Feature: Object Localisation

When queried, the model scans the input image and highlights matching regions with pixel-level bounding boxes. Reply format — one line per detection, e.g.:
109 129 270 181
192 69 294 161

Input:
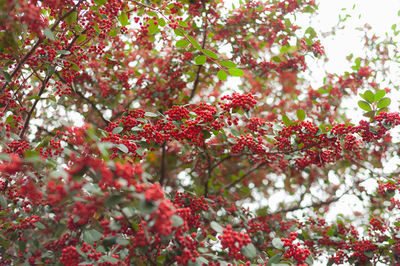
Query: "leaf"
271 238 284 249
217 70 227 81
176 39 190 48
122 206 135 217
46 65 55 77
76 34 87 44
210 221 224 233
66 11 78 25
187 36 202 50
364 250 374 258
0 70 11 82
305 255 314 265
282 114 291 126
93 0 106 5
117 144 129 153
83 229 103 244
202 49 218 59
327 259 335 266
195 55 207 65
56 50 71 55
174 29 185 37
178 20 189 28
363 111 375 118
158 18 166 27
100 255 119 263
119 12 129 27
138 200 158 214
112 127 123 134
145 112 158 117
374 90 386 102
171 215 184 227
296 109 305 121
220 61 237 68
266 254 281 266
227 68 244 77
43 28 55 41
358 100 372 111
377 97 391 109
361 90 374 103
241 243 257 259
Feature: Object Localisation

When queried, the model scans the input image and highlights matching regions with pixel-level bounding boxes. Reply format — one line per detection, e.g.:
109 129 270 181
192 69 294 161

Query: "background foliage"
1 0 400 265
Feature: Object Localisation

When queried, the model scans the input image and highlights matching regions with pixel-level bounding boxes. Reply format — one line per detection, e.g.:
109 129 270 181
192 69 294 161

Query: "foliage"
0 0 400 265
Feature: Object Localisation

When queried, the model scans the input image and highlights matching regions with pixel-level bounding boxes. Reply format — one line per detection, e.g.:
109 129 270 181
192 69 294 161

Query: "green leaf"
361 90 374 103
217 70 227 81
35 222 46 230
241 243 257 259
363 111 376 118
178 20 188 28
271 238 284 249
83 229 103 244
145 112 158 117
138 200 157 214
202 49 218 60
176 39 190 48
112 127 123 134
119 12 129 27
377 97 391 109
66 11 78 25
76 34 87 44
282 114 291 126
364 250 374 258
43 28 55 41
220 61 237 68
296 109 305 121
158 18 166 27
187 36 202 50
171 215 184 227
358 101 372 111
94 24 101 34
195 55 207 65
266 254 281 266
210 221 223 233
46 65 55 77
122 206 135 217
56 50 71 55
109 28 118 37
100 255 119 263
147 23 159 35
228 68 244 77
374 90 386 102
117 144 128 153
174 29 185 37
105 194 123 208
327 259 335 266
93 0 106 5
0 70 11 82
305 255 314 265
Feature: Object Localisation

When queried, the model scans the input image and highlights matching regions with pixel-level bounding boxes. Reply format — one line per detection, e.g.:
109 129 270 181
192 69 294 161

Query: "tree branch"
224 162 266 190
0 0 83 93
189 6 209 100
18 75 51 138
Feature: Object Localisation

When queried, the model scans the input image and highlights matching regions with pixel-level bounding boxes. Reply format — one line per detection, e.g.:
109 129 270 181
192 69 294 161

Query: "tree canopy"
1 0 400 265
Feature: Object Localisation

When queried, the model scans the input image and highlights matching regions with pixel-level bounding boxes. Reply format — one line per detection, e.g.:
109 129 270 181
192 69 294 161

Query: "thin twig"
203 151 212 197
273 186 353 215
159 142 167 185
224 162 266 190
